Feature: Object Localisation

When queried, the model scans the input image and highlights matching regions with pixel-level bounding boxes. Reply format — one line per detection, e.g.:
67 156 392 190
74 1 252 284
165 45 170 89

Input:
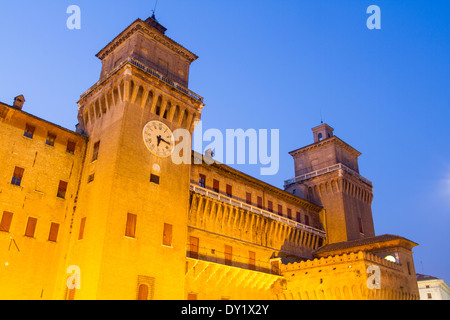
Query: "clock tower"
60 15 204 299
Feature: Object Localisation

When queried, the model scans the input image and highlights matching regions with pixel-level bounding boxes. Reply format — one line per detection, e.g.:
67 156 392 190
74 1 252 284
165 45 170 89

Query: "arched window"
318 133 323 141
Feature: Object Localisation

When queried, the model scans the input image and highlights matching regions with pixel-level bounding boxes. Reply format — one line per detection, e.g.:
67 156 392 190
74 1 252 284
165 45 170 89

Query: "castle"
0 15 419 300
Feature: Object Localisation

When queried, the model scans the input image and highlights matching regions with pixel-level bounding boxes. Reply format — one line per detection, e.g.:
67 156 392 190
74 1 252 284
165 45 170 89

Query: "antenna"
320 109 323 124
152 0 159 16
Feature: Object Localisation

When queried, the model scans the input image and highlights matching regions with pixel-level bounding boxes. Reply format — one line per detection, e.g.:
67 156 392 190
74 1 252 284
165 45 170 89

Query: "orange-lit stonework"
0 16 419 300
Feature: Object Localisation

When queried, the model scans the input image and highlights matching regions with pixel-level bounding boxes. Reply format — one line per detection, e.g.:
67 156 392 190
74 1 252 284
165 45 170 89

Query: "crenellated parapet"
280 250 419 300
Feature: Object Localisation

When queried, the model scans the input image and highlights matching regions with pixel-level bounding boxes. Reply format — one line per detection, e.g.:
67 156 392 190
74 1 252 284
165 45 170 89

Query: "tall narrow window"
0 211 13 232
11 166 24 186
226 184 232 197
48 222 60 242
189 236 199 259
25 217 37 237
278 204 283 216
162 223 173 247
46 132 56 146
66 140 76 154
296 212 301 223
213 179 219 193
199 174 206 188
78 217 86 240
268 201 273 213
358 217 364 234
246 192 252 205
249 251 256 271
287 208 292 219
57 180 68 199
125 213 137 238
92 141 100 162
257 196 263 209
24 124 35 139
224 245 232 266
304 215 310 226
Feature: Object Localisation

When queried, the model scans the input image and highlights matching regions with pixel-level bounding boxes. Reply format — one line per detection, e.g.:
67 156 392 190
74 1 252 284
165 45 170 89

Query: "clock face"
143 120 174 158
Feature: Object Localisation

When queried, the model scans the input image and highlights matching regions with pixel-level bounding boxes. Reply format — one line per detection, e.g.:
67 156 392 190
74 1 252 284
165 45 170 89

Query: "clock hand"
157 135 162 147
160 137 171 145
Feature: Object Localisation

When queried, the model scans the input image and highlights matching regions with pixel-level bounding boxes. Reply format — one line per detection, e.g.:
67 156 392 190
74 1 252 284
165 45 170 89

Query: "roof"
313 234 418 257
416 273 438 281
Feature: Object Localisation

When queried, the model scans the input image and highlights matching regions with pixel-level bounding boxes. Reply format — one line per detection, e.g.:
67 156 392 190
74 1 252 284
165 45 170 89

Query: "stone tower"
284 123 375 244
59 15 204 299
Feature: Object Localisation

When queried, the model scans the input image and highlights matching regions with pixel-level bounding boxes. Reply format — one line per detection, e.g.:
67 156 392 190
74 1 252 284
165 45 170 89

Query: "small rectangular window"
57 180 68 199
66 140 76 154
189 236 199 259
268 201 273 212
48 222 60 242
246 192 252 205
213 179 219 193
278 204 283 216
287 208 292 219
0 211 13 232
92 141 100 162
24 124 35 139
296 212 301 223
78 217 86 240
46 132 56 146
257 196 263 209
125 213 137 238
224 245 232 266
304 215 310 226
199 174 206 188
358 217 364 234
163 223 173 247
25 217 37 237
150 174 160 185
226 184 232 197
11 166 24 186
249 251 256 271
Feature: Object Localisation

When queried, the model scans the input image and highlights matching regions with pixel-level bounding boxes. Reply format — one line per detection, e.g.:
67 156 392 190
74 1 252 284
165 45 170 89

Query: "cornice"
96 19 198 63
289 136 362 158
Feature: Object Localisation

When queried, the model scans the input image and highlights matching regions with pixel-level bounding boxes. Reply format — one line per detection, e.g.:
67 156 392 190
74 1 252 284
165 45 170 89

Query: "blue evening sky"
1 1 449 284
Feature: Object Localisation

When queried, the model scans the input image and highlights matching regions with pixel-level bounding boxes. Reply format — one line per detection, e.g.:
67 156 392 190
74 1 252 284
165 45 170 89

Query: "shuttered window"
268 201 273 212
226 184 232 197
225 245 232 266
213 179 219 193
189 236 199 259
199 174 206 188
66 140 76 154
163 223 173 246
11 167 24 186
57 181 68 199
257 196 263 209
125 213 137 238
0 211 13 232
249 251 256 271
48 222 60 242
246 192 252 205
24 124 35 139
287 208 292 219
92 141 100 162
278 204 283 216
25 217 37 237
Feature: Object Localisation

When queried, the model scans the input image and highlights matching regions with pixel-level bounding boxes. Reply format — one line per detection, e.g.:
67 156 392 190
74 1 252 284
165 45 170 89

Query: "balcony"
284 163 373 187
190 184 326 237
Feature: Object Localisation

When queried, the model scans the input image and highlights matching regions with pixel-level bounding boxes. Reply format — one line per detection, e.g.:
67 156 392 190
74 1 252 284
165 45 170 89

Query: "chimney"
13 95 25 110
